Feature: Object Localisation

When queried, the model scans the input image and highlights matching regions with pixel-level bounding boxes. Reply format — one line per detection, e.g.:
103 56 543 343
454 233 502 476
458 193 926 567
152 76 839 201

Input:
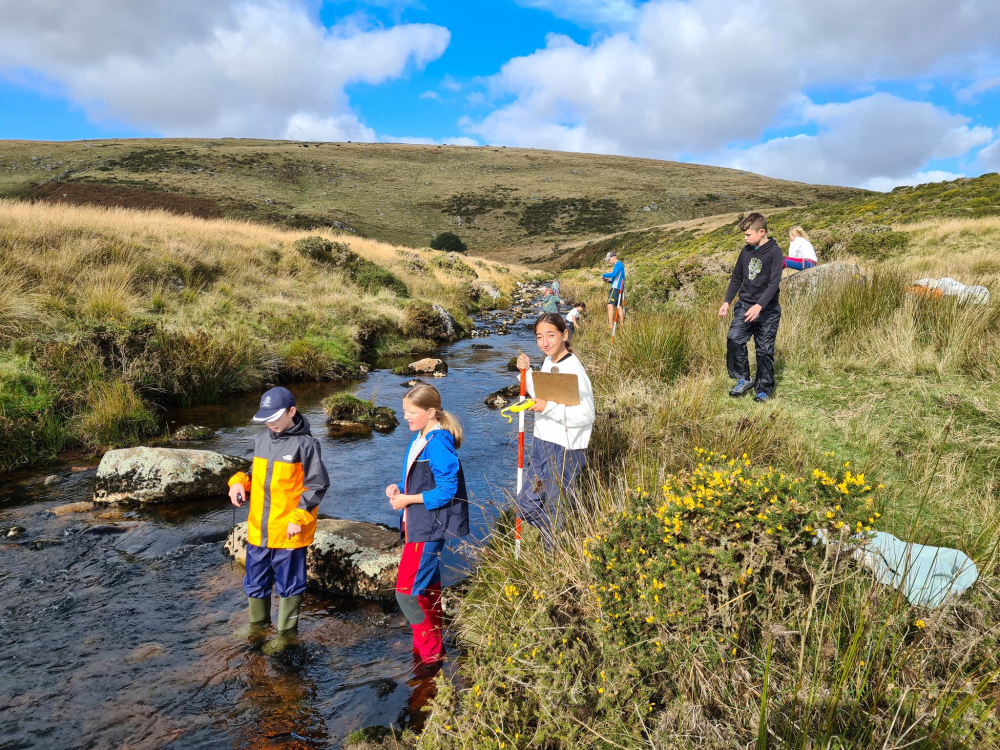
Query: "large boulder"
404 301 462 343
781 262 863 296
224 519 402 600
94 447 250 505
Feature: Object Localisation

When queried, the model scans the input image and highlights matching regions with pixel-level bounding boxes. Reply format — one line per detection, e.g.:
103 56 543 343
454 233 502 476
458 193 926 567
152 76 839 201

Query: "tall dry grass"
0 199 527 468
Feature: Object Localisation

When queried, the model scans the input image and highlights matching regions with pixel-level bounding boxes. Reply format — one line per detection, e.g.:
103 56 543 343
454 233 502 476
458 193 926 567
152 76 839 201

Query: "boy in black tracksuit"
718 212 783 402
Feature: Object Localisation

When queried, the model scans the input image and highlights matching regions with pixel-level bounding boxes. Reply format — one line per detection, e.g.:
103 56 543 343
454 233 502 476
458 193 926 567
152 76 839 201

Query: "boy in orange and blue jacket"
228 387 329 641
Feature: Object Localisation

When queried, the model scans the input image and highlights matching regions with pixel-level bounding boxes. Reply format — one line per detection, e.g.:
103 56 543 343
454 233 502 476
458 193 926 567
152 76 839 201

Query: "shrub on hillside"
844 225 910 258
294 235 408 296
430 231 467 253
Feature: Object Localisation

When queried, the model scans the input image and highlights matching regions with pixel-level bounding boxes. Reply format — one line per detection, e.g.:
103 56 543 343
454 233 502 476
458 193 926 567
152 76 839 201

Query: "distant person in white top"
565 302 586 339
515 312 595 546
783 226 818 271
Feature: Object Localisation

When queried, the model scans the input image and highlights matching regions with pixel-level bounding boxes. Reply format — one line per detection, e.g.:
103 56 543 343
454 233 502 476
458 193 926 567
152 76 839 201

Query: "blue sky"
1 0 999 190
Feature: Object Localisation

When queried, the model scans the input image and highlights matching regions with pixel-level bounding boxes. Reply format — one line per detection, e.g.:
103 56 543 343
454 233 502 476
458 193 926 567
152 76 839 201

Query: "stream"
0 295 545 749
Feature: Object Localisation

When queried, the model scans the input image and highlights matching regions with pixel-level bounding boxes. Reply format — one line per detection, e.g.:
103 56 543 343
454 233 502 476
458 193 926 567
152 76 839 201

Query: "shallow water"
0 304 541 749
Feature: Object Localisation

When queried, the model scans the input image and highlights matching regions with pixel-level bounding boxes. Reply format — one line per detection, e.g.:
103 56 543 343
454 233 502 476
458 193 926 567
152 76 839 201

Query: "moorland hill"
0 138 861 261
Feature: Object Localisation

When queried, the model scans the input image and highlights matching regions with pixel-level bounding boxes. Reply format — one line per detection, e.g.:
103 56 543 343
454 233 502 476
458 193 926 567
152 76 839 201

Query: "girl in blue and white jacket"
384 383 468 666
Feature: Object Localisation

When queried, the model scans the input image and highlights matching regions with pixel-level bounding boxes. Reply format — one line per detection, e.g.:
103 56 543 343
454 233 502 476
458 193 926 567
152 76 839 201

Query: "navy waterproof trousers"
515 437 587 546
726 301 782 396
243 544 308 599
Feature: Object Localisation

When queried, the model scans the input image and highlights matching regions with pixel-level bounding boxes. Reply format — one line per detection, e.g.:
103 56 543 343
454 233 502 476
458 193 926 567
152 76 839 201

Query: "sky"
1 0 1000 191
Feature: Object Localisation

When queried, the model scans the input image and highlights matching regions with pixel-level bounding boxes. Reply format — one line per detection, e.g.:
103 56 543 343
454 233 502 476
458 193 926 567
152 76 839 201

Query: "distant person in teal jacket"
602 252 624 328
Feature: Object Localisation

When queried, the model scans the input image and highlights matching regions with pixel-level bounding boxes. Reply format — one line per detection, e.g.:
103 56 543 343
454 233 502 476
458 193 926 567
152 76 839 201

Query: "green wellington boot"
234 595 271 640
263 595 303 655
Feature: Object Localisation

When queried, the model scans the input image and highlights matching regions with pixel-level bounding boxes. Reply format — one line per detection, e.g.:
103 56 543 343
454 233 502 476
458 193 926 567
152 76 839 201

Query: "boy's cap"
253 386 296 423
605 251 617 260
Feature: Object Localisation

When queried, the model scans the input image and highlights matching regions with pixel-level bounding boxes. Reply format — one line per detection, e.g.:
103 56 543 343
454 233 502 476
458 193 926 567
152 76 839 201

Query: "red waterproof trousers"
395 540 445 664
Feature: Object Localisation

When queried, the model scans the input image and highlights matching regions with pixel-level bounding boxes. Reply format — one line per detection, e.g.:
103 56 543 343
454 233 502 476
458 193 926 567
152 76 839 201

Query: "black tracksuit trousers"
726 301 781 395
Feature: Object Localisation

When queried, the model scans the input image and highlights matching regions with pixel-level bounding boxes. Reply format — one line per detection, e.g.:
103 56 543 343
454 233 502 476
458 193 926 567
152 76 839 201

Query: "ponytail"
403 383 463 449
436 410 464 449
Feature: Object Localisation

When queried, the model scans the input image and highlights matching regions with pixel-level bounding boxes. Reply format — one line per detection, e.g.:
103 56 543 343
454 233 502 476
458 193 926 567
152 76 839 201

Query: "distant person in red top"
783 226 817 270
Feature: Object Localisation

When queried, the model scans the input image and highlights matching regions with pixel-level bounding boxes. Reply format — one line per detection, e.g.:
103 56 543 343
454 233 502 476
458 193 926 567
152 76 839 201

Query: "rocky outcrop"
404 301 463 344
321 394 399 431
93 447 250 505
394 358 448 376
224 518 402 600
909 277 990 304
781 262 863 296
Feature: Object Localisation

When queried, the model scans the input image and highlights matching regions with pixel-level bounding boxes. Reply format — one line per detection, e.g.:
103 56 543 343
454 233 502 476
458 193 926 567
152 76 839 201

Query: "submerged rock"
7 525 26 539
48 501 95 517
399 378 425 388
43 474 64 486
172 425 215 441
93 447 250 505
224 519 402 600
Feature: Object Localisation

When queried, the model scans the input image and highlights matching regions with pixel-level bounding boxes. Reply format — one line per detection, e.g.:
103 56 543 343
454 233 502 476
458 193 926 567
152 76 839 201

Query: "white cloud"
861 171 965 193
515 0 640 27
976 138 1000 172
419 90 440 100
956 76 1000 104
0 0 449 140
385 135 480 146
712 95 992 187
468 0 1000 184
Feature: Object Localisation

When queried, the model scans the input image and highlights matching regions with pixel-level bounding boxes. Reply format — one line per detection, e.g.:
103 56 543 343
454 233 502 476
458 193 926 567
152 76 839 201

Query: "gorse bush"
588 451 880 640
844 226 910 258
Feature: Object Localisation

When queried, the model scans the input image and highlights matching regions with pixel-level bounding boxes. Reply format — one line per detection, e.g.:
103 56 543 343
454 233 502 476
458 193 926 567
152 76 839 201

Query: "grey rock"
224 518 403 600
394 358 448 376
7 525 26 539
43 474 64 486
93 447 250 505
781 262 863 296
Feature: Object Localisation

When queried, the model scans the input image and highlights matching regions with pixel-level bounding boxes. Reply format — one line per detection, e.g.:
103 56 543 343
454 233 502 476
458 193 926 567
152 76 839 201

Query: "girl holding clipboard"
515 313 596 545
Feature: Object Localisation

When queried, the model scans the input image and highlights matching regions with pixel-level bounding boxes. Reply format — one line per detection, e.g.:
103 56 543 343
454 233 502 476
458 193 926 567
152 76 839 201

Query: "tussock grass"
0 199 524 469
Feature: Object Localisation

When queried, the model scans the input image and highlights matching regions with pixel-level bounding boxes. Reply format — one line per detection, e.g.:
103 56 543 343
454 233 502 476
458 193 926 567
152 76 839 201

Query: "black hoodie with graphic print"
724 237 784 309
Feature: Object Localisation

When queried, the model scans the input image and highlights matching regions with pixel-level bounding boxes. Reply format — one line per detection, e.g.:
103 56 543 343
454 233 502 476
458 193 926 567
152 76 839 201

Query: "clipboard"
532 371 580 406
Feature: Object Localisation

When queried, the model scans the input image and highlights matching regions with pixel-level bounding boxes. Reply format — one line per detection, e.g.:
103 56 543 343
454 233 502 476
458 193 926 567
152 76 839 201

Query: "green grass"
423 253 1000 748
0 138 859 261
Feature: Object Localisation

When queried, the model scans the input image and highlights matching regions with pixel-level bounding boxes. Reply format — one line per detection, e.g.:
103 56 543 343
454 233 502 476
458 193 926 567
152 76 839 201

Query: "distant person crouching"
565 302 585 339
784 226 817 270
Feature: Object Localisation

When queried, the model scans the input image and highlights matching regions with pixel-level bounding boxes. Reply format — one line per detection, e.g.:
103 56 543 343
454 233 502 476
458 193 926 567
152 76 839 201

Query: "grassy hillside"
0 199 523 470
412 191 1000 748
0 138 860 262
556 172 1000 305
